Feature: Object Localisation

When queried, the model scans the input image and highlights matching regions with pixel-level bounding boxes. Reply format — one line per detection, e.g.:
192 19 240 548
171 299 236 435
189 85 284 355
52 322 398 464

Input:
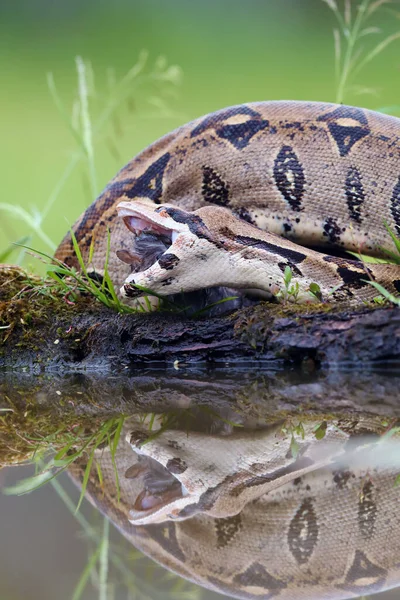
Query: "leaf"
284 265 292 286
344 0 351 25
321 0 338 11
0 237 29 262
359 26 381 36
366 0 393 18
47 72 86 154
314 421 328 440
353 32 400 76
309 282 322 301
3 470 55 495
290 435 300 459
364 280 400 306
333 28 341 78
384 221 400 257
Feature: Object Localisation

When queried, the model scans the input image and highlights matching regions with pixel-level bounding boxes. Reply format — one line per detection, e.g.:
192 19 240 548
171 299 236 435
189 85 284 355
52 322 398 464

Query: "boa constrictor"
69 415 400 599
54 101 400 304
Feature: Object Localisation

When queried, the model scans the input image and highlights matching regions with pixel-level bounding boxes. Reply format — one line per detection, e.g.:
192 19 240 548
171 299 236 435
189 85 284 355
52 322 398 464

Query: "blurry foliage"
0 52 182 260
321 0 400 103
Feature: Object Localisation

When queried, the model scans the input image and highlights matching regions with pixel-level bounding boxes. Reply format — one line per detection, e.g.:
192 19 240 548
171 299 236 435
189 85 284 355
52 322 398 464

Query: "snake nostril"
123 282 139 298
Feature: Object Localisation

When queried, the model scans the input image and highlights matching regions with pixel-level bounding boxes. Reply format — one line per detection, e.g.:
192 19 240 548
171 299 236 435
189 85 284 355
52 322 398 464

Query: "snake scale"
69 416 400 599
55 100 400 304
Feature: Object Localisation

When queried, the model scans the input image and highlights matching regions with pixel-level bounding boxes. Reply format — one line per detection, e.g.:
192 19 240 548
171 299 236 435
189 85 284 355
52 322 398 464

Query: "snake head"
117 201 280 302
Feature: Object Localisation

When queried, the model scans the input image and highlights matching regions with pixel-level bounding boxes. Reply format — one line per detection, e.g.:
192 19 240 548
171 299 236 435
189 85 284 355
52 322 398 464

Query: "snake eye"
155 206 171 216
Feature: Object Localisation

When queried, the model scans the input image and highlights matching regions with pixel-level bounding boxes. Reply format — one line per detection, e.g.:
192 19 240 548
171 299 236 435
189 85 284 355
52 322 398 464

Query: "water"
1 368 400 600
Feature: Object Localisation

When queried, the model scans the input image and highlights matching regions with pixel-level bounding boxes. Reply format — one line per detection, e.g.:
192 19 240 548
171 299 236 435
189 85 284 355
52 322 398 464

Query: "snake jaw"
117 201 188 238
117 200 214 301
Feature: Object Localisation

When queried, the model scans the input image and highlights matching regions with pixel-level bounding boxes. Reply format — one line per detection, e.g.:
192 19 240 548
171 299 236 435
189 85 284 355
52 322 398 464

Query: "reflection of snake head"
117 201 326 303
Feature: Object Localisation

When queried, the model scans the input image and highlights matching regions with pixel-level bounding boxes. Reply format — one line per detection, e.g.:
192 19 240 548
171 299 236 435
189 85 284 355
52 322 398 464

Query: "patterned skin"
54 101 400 302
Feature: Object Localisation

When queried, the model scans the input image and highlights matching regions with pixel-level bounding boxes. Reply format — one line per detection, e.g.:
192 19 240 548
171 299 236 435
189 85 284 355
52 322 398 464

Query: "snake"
54 100 400 305
68 414 400 599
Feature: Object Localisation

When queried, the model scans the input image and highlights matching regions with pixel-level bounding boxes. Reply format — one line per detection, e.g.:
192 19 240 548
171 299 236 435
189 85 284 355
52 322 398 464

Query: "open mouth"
126 455 187 522
117 202 185 271
116 201 254 315
118 202 184 241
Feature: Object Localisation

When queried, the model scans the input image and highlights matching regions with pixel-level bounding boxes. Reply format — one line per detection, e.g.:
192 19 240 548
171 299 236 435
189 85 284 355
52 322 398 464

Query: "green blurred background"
1 0 400 264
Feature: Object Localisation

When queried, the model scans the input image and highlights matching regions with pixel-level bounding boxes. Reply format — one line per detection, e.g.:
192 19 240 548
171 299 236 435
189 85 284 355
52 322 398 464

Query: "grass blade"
71 542 103 600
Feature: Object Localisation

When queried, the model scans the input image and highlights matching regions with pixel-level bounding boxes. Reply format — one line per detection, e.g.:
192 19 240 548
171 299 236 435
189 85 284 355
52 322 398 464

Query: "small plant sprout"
277 265 300 303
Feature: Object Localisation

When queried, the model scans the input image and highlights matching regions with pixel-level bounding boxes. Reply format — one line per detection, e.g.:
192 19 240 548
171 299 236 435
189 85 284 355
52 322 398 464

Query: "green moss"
0 265 102 354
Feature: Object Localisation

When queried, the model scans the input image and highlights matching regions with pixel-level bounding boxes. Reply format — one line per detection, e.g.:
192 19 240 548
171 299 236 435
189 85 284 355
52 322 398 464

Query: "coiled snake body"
69 416 400 599
55 101 400 304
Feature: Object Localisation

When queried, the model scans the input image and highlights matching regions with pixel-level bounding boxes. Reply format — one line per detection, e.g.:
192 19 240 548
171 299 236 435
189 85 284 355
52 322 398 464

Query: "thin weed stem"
76 56 98 200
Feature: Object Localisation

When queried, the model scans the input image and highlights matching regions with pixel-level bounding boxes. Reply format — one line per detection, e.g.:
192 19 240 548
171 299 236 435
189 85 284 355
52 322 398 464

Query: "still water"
1 367 400 600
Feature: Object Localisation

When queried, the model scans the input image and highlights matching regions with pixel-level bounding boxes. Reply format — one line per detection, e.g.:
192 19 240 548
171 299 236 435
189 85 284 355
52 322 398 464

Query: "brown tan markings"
233 562 287 595
190 105 263 137
158 253 180 270
54 100 400 305
273 145 305 212
288 498 319 565
358 479 377 539
214 514 243 549
323 256 372 289
336 550 387 595
202 165 230 206
235 235 307 264
317 105 370 156
124 152 170 204
345 166 365 223
146 522 186 562
215 118 270 150
166 457 187 474
323 217 343 245
391 175 400 236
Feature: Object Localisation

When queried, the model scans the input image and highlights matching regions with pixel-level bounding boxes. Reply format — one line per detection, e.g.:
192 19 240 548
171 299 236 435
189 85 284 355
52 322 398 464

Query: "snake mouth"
126 455 187 522
117 201 188 273
117 201 187 240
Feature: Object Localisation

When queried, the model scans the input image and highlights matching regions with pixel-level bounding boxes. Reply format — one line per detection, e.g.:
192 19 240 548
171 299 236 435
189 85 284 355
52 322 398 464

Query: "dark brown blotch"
166 457 187 474
215 514 242 549
234 206 256 225
273 145 305 212
125 152 170 204
216 119 269 150
358 479 377 539
233 562 287 593
236 235 307 264
337 550 387 595
278 261 303 277
202 166 230 206
190 105 262 137
288 498 319 565
146 522 186 562
323 217 342 244
123 282 142 298
161 277 175 287
317 106 370 156
346 166 365 223
390 176 400 236
158 253 180 270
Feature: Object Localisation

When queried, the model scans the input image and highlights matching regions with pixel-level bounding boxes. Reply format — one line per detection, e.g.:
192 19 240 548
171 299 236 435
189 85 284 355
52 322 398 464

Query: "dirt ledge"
1 265 399 371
